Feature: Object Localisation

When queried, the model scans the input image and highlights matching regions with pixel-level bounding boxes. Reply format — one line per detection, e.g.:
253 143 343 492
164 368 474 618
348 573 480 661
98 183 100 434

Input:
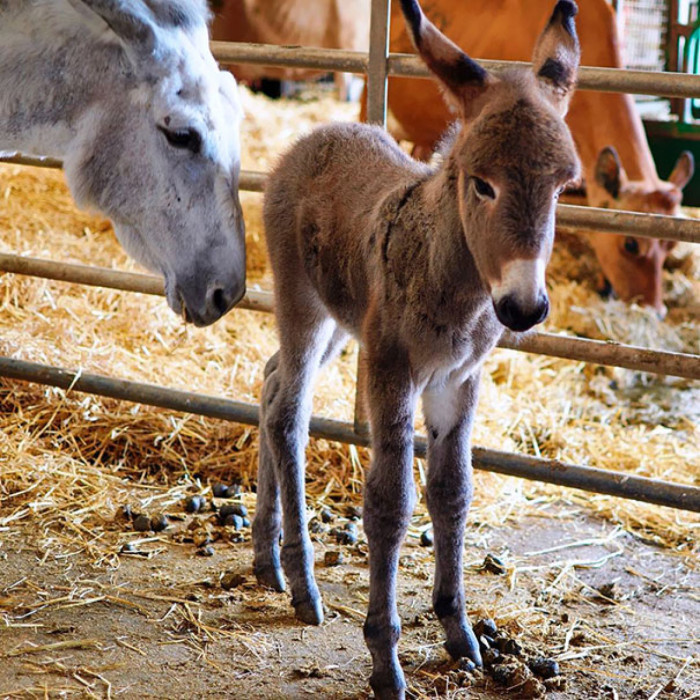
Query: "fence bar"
209 42 700 99
211 42 368 74
2 252 699 380
354 0 392 435
6 158 699 246
366 0 391 126
556 205 700 244
0 253 272 314
499 331 700 380
1 355 697 512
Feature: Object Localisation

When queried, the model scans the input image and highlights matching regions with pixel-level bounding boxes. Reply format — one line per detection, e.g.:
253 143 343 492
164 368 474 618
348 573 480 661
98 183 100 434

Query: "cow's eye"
159 126 202 154
623 237 640 256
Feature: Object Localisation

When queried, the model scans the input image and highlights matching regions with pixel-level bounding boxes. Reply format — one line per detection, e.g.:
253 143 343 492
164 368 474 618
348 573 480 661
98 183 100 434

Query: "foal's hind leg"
253 352 285 591
421 372 482 666
254 328 348 593
256 309 346 624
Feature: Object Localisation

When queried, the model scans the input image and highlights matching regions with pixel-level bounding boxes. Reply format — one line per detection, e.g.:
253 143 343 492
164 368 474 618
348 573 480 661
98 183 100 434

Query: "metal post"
354 0 392 436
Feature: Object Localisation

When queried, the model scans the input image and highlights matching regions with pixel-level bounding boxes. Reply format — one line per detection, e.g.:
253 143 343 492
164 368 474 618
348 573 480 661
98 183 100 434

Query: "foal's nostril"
495 294 549 332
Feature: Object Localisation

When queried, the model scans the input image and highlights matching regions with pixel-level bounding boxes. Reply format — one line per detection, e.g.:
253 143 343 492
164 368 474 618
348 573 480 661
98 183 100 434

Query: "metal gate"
1 0 699 513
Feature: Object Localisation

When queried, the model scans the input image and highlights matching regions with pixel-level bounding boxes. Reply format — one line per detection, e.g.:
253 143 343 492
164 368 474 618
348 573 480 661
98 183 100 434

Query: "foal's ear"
532 0 580 116
399 0 495 119
68 0 158 63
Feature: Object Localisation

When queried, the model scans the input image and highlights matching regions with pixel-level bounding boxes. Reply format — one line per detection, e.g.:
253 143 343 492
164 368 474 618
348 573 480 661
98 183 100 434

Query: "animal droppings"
132 514 151 532
309 517 326 534
185 495 206 513
455 657 477 673
482 553 507 575
221 572 247 590
197 545 215 557
420 528 434 547
324 550 345 567
529 657 560 679
482 648 501 666
346 505 362 520
331 526 358 546
479 634 493 651
320 507 334 523
223 513 244 530
212 483 230 498
474 618 499 638
219 503 248 520
150 514 168 532
115 504 134 522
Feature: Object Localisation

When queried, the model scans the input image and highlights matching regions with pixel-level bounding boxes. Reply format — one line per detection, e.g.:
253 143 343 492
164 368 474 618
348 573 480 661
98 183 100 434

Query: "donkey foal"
255 0 581 696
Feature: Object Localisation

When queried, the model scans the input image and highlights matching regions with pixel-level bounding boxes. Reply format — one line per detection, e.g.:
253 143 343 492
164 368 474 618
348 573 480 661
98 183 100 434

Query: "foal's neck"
422 152 487 304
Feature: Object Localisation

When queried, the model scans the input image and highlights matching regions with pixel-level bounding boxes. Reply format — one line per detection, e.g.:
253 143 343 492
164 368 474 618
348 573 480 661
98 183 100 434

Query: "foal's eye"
472 177 496 200
623 237 640 256
158 126 202 154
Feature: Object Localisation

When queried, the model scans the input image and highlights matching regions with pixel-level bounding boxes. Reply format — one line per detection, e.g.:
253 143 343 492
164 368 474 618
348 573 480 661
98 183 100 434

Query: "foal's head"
65 0 245 326
402 0 581 332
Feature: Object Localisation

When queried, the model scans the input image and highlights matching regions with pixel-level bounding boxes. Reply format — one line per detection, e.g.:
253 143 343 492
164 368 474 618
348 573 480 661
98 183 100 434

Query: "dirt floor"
1 494 698 699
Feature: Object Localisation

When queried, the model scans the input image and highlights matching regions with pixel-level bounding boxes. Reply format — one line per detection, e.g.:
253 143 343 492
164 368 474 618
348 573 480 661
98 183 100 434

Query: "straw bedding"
0 85 698 562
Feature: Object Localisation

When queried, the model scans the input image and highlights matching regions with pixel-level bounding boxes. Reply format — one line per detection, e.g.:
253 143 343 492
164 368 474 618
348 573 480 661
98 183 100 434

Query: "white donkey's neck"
0 0 132 159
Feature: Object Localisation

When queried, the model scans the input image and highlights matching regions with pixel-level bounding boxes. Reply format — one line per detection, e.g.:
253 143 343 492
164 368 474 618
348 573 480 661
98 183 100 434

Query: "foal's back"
264 122 430 327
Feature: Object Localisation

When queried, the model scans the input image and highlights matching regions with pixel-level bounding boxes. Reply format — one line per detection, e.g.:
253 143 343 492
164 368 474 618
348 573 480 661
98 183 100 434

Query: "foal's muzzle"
494 293 550 332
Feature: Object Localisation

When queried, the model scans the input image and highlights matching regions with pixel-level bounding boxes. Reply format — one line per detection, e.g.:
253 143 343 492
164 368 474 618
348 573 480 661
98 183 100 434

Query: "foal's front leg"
362 349 417 700
422 372 482 666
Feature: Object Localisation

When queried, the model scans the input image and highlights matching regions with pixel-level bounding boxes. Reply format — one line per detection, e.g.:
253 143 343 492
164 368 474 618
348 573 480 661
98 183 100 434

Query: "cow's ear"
399 0 497 119
532 0 580 116
668 151 695 190
595 147 624 200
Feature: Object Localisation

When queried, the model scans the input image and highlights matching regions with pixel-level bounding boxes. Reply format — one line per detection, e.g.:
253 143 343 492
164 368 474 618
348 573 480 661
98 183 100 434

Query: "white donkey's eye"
158 125 202 154
472 176 496 200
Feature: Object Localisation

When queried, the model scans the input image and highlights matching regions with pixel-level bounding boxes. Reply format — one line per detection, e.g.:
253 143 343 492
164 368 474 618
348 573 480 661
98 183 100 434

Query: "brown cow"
210 0 369 99
372 0 694 313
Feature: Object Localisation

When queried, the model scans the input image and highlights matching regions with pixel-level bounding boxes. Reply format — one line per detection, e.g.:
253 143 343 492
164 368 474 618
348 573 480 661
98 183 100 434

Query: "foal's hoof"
254 564 286 593
293 595 324 625
444 628 482 667
370 673 406 700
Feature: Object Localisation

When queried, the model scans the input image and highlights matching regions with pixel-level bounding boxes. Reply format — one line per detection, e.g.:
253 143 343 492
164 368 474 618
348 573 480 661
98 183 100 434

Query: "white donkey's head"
65 0 245 326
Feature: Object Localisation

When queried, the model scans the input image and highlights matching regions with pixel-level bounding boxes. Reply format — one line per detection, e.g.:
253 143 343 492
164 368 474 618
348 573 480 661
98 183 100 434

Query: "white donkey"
256 0 581 696
1 0 245 326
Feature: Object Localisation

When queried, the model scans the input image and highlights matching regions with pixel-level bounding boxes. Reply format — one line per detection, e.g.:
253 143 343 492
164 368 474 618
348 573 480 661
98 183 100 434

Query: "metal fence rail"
0 0 698 513
1 253 698 380
2 356 698 513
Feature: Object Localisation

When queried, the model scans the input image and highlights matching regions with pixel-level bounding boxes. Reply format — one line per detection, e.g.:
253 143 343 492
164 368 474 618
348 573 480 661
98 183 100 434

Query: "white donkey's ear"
532 0 580 116
67 0 159 64
399 0 497 120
